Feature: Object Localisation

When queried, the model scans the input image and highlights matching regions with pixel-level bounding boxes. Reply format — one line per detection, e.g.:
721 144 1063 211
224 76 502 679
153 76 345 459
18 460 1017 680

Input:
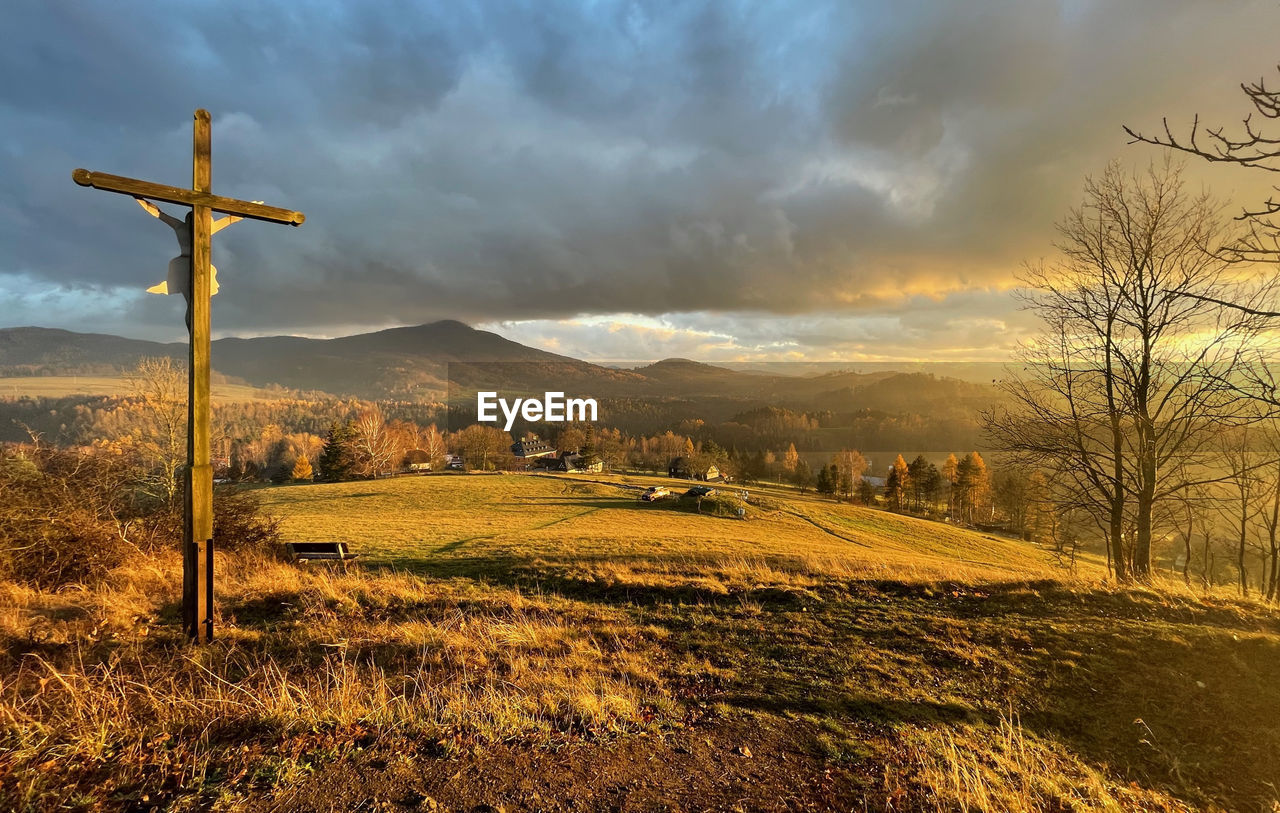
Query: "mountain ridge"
0 322 997 408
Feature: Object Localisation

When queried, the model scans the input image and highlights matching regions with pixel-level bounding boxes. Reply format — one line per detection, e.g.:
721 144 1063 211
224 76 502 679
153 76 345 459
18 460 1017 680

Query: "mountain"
0 323 1001 415
0 321 590 398
0 327 187 373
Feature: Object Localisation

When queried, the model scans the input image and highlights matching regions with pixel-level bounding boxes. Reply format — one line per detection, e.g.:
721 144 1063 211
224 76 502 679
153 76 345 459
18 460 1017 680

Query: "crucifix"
73 109 305 642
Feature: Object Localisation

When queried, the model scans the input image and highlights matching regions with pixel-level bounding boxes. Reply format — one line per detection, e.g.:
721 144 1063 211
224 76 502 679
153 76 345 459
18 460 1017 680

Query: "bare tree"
349 407 402 478
421 423 447 469
1126 65 1280 263
111 357 187 507
987 162 1258 581
1212 427 1271 596
986 268 1132 578
1253 421 1280 601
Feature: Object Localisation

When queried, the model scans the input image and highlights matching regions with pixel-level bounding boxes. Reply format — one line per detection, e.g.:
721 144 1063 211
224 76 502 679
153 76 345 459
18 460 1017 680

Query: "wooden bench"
285 542 359 571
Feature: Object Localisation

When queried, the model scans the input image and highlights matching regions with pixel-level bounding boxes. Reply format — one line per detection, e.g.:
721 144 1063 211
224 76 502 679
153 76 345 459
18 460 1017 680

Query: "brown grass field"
0 376 275 402
3 472 1278 811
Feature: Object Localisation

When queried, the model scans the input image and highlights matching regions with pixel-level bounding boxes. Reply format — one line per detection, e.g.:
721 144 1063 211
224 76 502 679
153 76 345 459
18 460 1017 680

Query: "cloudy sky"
3 0 1278 361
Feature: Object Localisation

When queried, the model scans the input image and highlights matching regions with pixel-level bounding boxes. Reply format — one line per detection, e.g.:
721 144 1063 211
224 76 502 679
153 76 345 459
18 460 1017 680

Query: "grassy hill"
259 473 1061 581
5 473 1277 811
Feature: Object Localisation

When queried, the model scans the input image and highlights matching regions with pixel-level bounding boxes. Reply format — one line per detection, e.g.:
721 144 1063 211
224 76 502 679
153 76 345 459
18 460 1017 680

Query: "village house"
510 436 557 461
667 456 721 481
403 449 433 472
553 452 603 473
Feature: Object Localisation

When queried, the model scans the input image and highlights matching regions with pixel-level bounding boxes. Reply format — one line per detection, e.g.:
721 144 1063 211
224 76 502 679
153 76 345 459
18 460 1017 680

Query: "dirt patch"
249 715 881 813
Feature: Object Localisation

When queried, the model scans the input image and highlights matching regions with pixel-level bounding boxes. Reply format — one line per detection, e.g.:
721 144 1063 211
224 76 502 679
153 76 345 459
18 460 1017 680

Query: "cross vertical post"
72 108 304 644
186 110 214 642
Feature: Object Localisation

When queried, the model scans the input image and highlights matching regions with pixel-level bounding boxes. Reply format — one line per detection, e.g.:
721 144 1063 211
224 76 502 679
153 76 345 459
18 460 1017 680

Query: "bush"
0 443 283 588
0 444 142 587
142 487 283 557
213 487 282 555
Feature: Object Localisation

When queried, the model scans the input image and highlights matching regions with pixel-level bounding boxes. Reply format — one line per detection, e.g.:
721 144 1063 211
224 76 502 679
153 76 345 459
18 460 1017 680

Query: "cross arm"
72 168 305 226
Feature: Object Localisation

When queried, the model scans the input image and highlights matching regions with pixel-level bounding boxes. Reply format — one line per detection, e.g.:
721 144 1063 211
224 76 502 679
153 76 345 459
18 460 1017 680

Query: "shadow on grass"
350 559 1280 809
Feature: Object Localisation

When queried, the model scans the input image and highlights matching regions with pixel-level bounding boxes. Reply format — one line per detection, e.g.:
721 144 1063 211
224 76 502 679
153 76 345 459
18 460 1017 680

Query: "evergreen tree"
857 478 876 505
579 424 601 467
907 454 940 511
816 464 834 496
793 459 814 493
318 420 357 482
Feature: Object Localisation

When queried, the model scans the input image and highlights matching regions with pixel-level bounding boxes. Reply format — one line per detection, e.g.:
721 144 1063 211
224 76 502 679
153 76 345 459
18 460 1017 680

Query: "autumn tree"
942 453 959 518
954 452 990 525
557 425 586 455
454 424 511 470
291 454 314 481
830 449 867 502
884 454 911 512
783 443 800 478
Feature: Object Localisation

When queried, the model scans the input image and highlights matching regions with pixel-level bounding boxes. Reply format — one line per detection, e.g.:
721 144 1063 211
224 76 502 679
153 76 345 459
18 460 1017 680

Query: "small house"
404 449 433 472
555 453 603 473
668 456 720 481
511 437 557 460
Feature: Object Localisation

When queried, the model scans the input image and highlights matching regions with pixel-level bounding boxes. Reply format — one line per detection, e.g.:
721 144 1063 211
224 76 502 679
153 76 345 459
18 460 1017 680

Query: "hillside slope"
7 472 1277 811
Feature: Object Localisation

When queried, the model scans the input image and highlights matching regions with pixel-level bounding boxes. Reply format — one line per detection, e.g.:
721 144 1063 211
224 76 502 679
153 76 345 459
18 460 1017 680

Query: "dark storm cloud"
1 0 1277 349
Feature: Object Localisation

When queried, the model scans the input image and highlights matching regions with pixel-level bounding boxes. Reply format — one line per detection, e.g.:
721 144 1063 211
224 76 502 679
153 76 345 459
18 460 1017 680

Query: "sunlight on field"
259 472 1067 585
0 375 274 402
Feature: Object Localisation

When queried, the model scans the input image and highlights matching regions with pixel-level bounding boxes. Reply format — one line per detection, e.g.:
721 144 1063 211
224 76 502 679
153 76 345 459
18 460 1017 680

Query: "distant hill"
0 327 188 374
0 321 591 399
0 323 1000 416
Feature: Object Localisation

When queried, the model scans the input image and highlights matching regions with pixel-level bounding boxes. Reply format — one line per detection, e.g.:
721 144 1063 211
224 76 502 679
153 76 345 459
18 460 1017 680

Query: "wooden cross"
72 109 304 643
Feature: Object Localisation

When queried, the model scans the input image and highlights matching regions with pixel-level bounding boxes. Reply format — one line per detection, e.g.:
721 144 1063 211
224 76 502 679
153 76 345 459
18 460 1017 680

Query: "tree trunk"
1268 536 1279 602
1109 498 1127 582
1134 471 1155 582
1182 502 1193 587
1238 513 1250 597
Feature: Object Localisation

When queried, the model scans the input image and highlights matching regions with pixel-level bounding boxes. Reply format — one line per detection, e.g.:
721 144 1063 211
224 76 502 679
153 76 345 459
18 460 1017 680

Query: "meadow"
0 376 275 402
3 472 1278 811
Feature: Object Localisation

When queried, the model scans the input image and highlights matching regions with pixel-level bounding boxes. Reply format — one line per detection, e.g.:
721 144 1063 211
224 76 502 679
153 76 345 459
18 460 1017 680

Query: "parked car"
641 486 670 501
683 485 717 498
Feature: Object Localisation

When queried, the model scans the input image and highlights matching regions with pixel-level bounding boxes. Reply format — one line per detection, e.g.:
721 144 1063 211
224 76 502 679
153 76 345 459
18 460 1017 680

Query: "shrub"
0 444 141 587
213 487 282 555
0 443 284 588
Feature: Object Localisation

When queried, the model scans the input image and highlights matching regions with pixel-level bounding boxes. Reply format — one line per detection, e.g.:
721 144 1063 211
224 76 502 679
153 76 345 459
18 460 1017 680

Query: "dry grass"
0 553 665 810
5 473 1279 811
890 714 1198 812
